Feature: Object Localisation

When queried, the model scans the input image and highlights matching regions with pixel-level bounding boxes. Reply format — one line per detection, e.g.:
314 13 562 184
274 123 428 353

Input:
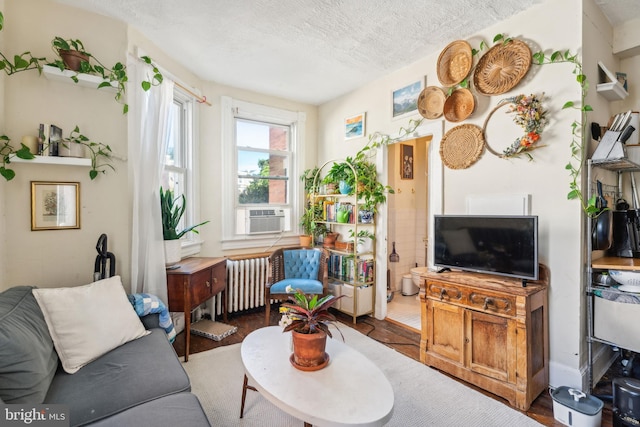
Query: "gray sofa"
0 286 211 427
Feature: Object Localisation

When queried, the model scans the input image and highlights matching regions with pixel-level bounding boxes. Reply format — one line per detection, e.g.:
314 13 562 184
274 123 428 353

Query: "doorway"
385 135 431 331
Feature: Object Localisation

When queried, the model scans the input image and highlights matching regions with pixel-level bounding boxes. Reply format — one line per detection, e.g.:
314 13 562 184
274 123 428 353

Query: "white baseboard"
549 344 617 391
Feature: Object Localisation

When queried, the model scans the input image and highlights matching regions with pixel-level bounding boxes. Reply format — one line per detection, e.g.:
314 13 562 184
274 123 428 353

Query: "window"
221 97 306 249
236 119 290 206
162 88 201 256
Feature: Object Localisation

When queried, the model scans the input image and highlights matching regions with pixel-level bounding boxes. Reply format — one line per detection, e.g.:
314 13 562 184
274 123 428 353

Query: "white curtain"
128 55 175 303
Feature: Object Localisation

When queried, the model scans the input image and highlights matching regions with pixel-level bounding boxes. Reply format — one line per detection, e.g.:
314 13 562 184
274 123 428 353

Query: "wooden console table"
166 257 227 361
419 266 549 410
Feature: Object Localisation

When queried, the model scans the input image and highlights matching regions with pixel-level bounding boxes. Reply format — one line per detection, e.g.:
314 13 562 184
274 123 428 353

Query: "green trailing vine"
0 126 113 181
530 49 596 216
482 34 595 216
0 10 162 181
0 12 163 114
0 136 34 181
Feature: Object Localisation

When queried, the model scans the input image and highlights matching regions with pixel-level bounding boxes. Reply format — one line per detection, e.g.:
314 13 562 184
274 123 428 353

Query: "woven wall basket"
437 40 473 87
473 39 531 95
418 86 446 119
439 124 485 169
443 88 475 122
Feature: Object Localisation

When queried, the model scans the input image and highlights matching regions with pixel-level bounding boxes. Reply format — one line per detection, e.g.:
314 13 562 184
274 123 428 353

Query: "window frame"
221 96 305 250
165 87 203 258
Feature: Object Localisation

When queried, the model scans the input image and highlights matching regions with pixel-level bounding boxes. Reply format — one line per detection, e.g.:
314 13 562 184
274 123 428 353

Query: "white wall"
317 0 586 387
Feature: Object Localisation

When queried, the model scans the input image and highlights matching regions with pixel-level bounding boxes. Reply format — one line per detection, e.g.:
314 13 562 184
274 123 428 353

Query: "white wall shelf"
42 65 117 91
596 61 628 101
12 156 91 167
596 81 629 101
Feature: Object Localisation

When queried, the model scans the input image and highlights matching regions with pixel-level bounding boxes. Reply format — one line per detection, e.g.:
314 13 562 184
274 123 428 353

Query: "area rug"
182 325 544 426
189 319 237 341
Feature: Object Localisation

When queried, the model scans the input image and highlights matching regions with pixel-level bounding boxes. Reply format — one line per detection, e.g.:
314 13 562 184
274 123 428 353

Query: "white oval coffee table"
240 326 394 427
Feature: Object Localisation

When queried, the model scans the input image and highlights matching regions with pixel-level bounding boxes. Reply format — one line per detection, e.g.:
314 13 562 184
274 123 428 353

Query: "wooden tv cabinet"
419 266 548 410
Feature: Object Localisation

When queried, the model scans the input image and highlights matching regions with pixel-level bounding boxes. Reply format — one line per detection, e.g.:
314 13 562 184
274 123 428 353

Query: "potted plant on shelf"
60 126 114 180
349 229 375 253
51 37 90 71
281 287 344 371
322 161 354 195
299 203 323 247
160 187 210 266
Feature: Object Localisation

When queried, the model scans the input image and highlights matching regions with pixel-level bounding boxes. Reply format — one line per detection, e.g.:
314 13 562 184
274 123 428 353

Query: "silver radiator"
210 256 269 316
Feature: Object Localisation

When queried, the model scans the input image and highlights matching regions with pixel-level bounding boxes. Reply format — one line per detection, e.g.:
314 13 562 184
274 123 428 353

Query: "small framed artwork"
401 144 414 180
392 79 423 120
31 181 80 230
345 112 366 140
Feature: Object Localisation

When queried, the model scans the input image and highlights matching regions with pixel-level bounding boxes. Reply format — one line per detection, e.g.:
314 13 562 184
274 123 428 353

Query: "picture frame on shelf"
391 79 423 120
345 112 366 140
401 143 414 180
31 181 80 230
616 71 628 91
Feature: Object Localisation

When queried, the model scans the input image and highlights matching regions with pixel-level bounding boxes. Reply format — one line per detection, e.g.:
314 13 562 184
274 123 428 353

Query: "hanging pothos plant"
529 46 596 216
0 126 113 181
0 10 163 181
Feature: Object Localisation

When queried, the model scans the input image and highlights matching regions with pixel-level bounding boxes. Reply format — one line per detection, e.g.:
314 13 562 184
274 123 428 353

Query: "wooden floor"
173 306 615 427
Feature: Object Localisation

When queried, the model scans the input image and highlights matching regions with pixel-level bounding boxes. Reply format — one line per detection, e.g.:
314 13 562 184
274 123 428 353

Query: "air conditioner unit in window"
246 208 285 234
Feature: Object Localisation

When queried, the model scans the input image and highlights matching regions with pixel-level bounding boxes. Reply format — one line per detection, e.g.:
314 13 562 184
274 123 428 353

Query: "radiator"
210 256 269 316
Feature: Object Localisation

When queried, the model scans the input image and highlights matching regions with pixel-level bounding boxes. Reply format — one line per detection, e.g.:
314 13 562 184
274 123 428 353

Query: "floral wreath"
483 93 548 160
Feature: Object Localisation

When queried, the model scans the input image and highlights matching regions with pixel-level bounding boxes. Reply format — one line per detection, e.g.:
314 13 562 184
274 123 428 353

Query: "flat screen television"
433 215 539 282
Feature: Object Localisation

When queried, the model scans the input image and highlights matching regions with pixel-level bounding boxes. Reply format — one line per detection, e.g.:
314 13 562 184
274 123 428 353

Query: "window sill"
181 238 204 258
221 235 299 251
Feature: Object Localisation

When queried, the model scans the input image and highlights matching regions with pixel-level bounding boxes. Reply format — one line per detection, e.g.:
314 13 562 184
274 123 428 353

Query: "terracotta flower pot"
323 232 339 248
290 330 328 371
58 49 90 71
299 234 313 248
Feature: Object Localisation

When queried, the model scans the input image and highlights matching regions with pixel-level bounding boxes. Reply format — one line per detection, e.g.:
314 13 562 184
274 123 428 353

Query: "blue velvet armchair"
265 247 328 325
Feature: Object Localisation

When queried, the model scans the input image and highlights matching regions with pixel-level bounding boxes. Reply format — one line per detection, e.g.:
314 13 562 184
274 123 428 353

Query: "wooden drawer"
426 280 515 317
190 268 214 308
210 261 226 295
467 289 515 317
426 280 466 303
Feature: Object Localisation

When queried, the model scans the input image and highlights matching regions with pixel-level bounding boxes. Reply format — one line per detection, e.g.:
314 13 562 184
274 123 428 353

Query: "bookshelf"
310 160 376 323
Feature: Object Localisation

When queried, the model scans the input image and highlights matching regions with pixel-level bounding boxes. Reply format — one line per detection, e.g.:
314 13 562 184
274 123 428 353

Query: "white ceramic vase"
164 240 182 266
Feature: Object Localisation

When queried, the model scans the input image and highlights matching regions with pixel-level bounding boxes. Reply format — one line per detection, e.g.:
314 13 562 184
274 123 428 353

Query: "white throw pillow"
32 276 149 374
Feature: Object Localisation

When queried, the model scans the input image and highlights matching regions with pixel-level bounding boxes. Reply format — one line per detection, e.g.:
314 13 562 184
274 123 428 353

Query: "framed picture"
345 112 366 140
401 144 414 180
31 181 80 230
391 79 423 120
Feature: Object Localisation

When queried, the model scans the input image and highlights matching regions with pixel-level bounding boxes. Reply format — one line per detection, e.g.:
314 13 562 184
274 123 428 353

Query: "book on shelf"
328 254 374 283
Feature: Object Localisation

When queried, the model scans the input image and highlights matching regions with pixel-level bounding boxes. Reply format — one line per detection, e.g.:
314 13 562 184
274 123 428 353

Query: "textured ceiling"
55 0 638 105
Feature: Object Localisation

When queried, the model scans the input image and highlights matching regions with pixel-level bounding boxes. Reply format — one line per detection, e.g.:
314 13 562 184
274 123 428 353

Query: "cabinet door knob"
213 277 218 284
206 281 211 288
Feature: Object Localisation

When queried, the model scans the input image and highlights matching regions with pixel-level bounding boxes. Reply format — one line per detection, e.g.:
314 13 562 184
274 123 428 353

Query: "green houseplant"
61 126 114 180
0 135 34 181
0 127 113 181
299 202 327 246
160 187 210 265
280 288 344 370
50 37 163 114
160 187 210 240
